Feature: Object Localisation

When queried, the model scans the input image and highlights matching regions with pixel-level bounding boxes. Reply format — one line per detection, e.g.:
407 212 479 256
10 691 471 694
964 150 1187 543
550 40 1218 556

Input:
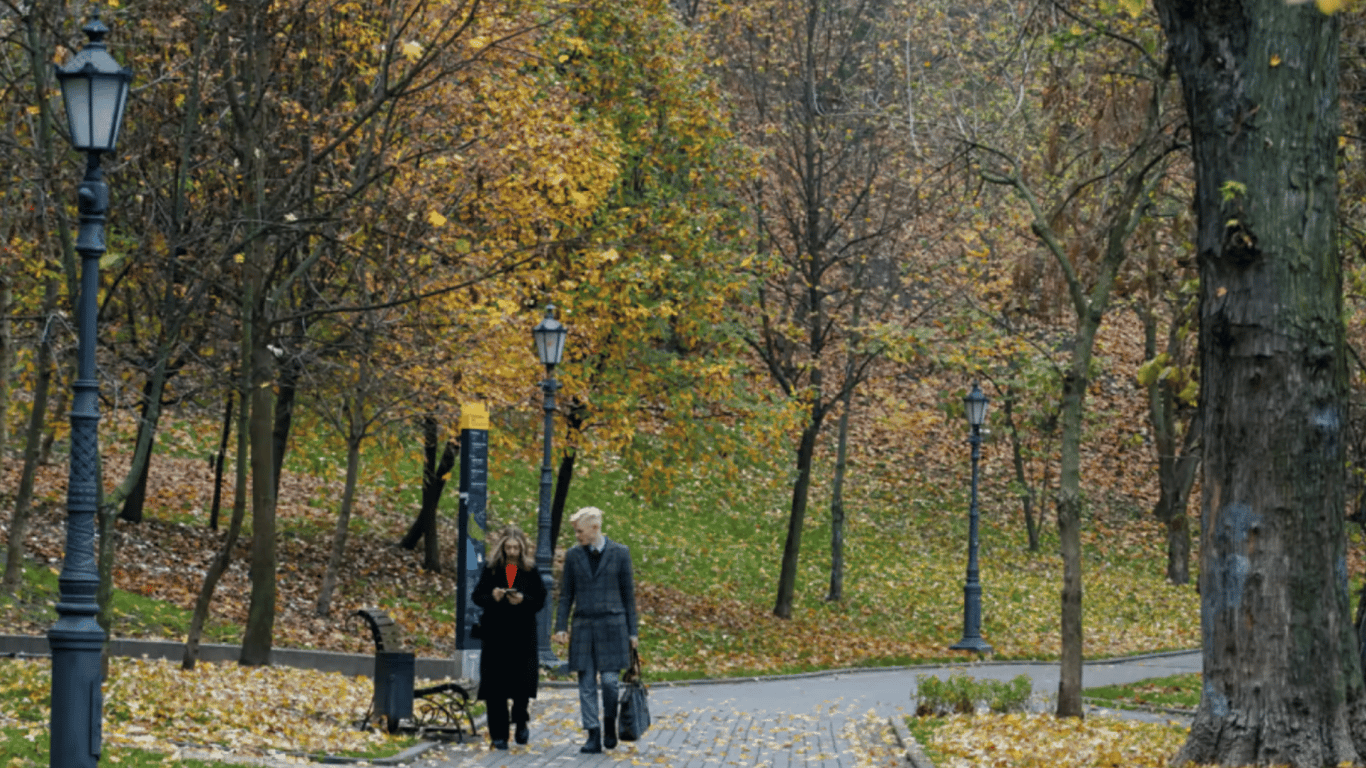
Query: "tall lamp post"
50 13 131 768
532 305 567 669
950 383 993 654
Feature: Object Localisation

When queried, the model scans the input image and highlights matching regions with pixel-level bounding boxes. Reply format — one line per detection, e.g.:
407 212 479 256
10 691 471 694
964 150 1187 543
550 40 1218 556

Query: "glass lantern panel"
90 76 123 150
62 77 91 149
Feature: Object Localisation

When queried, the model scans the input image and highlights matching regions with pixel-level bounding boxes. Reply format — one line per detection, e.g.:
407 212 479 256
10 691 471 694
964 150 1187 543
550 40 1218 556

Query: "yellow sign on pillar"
459 402 489 431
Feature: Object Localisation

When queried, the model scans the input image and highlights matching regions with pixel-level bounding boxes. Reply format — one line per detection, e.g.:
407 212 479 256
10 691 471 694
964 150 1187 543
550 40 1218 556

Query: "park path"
411 651 1201 768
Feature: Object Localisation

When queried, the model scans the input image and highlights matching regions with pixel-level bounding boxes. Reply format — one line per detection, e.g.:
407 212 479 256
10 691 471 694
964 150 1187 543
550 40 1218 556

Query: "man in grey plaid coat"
552 506 638 754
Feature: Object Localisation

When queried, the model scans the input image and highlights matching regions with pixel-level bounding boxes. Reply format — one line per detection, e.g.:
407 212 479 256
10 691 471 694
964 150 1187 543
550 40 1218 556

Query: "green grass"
1083 673 1201 711
904 716 951 766
20 408 1203 678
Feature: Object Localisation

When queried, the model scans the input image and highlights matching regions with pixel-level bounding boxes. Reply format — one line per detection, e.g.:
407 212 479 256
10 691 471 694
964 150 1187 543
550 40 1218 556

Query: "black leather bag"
617 648 651 741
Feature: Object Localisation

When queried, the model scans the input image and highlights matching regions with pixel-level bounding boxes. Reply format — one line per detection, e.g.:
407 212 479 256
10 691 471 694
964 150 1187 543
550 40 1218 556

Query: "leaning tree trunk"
400 416 456 571
1153 0 1366 764
118 379 159 523
209 392 234 531
773 410 824 619
317 432 362 617
184 372 250 669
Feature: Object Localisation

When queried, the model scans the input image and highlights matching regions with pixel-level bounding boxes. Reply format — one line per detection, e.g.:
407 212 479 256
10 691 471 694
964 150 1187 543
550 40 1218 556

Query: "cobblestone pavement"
412 651 1200 768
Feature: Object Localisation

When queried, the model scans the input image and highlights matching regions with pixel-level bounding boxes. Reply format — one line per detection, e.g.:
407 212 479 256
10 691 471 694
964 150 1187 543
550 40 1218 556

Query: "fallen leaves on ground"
928 712 1189 768
1 655 403 759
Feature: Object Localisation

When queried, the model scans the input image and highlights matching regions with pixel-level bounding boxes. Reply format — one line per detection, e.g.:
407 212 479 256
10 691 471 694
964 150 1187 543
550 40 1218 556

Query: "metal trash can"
373 649 415 732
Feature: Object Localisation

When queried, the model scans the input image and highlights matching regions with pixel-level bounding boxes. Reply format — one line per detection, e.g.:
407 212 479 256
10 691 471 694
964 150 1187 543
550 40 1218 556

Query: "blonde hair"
486 524 536 569
569 506 604 527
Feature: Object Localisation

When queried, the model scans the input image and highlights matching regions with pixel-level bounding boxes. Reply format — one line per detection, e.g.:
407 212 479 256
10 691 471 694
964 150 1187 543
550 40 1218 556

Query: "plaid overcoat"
554 538 638 673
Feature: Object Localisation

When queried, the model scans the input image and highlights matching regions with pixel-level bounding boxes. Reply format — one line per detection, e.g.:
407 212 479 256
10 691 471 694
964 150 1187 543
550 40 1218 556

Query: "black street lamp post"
950 382 993 654
532 305 567 668
50 13 131 768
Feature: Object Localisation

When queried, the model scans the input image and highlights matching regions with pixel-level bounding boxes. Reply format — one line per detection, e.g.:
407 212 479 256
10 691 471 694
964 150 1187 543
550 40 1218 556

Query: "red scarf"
505 563 518 588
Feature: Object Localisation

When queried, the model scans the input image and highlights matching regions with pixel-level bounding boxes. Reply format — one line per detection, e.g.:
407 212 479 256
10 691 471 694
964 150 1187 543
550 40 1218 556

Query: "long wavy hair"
486 524 536 570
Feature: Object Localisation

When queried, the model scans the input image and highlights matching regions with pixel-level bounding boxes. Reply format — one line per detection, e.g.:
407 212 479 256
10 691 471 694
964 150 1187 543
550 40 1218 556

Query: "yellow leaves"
928 712 1187 768
0 657 401 758
1118 0 1145 17
401 40 424 61
427 210 447 228
1270 54 1282 67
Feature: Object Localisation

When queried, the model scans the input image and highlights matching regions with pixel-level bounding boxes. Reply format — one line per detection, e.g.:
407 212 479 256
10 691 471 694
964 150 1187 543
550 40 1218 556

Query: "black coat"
471 563 546 701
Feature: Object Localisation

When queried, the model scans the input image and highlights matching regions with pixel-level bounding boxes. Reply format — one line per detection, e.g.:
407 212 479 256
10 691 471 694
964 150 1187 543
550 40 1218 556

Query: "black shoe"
515 724 529 745
580 728 603 754
603 716 618 749
492 740 508 750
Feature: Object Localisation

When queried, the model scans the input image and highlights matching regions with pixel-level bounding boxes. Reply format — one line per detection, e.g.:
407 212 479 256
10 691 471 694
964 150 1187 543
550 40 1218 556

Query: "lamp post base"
949 636 993 654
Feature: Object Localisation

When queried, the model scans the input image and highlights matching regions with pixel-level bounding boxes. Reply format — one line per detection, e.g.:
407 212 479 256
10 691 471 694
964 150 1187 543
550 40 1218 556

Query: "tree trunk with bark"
185 368 250 669
400 415 457 572
826 388 853 602
271 353 299 497
317 431 362 616
1055 364 1088 719
1153 0 1366 764
0 275 10 468
241 314 278 666
1000 384 1042 552
774 413 824 619
118 380 159 523
1140 284 1199 586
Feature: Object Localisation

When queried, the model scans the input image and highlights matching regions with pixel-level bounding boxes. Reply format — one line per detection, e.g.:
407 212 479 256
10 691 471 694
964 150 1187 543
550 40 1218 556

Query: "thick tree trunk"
241 335 278 666
774 413 823 619
1055 364 1088 719
1154 1 1366 764
317 434 362 617
2 280 58 592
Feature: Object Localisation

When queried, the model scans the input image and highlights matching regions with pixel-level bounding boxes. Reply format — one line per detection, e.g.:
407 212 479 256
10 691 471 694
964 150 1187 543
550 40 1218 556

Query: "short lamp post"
950 383 993 654
532 305 567 669
50 13 131 768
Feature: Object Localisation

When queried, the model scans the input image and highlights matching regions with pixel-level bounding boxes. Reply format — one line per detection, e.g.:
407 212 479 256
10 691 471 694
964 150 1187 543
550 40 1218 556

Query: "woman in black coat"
471 524 546 750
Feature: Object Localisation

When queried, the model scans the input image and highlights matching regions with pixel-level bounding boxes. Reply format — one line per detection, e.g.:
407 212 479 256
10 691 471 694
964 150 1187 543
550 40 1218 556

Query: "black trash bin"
373 650 415 732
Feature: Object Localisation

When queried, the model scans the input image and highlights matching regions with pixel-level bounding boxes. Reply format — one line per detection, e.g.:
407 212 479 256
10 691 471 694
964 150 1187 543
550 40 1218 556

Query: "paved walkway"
410 651 1201 768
